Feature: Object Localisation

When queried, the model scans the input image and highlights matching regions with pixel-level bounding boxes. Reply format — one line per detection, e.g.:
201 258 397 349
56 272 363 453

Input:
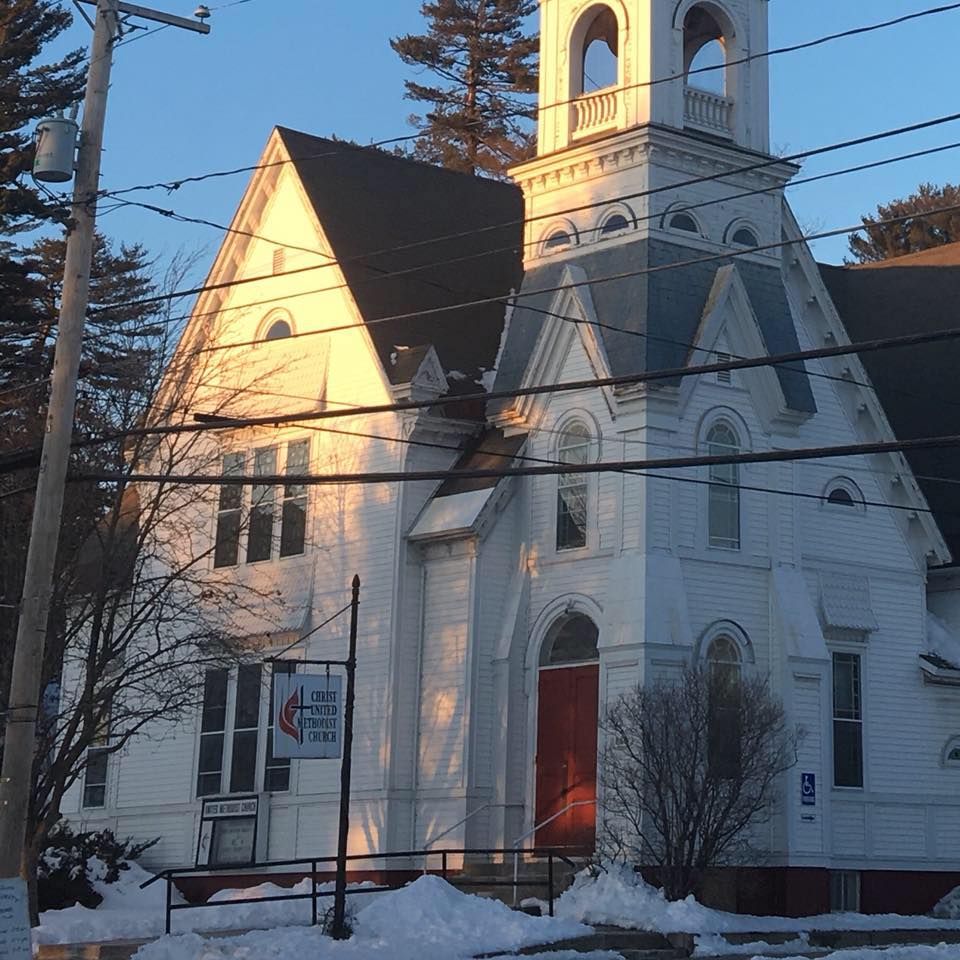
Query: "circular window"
264 319 292 341
539 613 599 666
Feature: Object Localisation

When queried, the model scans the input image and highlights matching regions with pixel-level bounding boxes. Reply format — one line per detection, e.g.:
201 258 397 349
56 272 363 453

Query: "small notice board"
196 795 262 867
0 877 31 960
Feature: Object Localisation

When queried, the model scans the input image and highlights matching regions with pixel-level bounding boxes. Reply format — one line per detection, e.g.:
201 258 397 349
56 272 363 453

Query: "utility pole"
0 0 210 881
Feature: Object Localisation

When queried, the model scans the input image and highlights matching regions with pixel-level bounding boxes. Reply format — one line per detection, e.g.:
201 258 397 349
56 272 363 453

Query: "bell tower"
537 0 771 156
512 0 792 268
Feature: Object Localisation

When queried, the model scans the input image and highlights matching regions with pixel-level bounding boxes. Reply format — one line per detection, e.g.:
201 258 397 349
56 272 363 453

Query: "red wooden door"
535 664 599 851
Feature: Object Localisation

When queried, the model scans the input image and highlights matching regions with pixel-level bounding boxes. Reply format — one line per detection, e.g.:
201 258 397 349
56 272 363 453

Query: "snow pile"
757 949 960 960
935 886 960 920
35 866 374 944
554 864 960 934
694 933 810 956
132 876 591 960
927 613 960 668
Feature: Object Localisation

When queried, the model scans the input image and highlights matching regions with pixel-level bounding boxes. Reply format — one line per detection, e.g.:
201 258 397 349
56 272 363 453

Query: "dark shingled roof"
277 128 524 391
495 239 816 414
436 429 527 497
820 242 960 563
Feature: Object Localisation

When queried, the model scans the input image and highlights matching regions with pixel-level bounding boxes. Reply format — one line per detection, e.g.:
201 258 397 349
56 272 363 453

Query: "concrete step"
479 928 687 958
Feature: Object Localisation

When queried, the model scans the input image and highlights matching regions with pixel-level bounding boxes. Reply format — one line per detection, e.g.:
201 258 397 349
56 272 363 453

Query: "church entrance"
534 613 599 852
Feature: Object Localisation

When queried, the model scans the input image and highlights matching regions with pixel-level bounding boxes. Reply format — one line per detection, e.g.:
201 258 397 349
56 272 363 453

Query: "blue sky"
46 1 960 272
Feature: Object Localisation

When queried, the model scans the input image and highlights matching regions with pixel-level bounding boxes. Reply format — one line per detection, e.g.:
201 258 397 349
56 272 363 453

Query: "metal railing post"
548 853 555 917
165 873 172 935
441 850 448 880
512 849 519 907
311 860 318 927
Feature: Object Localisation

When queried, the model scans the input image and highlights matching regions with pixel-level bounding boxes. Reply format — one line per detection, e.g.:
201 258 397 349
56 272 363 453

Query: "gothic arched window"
707 634 742 778
540 613 600 666
707 421 741 550
556 422 592 551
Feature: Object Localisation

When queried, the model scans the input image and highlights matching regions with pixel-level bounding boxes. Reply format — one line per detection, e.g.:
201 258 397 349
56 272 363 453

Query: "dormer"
536 0 771 156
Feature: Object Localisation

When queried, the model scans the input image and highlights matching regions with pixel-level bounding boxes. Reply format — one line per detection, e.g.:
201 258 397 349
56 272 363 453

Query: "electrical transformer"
33 116 79 184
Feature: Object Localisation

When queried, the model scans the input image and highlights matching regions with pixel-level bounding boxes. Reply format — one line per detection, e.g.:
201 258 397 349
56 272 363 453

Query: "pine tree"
848 182 960 263
391 0 539 178
1 1 85 231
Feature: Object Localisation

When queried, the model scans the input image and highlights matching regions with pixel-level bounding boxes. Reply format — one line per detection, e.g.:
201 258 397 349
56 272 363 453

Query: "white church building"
63 0 960 916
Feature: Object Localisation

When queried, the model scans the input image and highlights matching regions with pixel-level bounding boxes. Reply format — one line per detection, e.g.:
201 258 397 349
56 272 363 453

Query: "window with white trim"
556 422 592 550
214 440 310 568
196 664 290 798
707 635 742 778
832 652 864 788
707 422 741 550
82 704 112 808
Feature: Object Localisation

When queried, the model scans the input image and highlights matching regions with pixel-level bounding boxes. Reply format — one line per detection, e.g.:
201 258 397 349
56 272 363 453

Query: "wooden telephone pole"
0 0 210 881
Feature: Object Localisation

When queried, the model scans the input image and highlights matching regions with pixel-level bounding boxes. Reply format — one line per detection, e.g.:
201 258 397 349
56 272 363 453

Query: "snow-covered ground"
936 886 960 920
130 875 590 960
34 859 960 960
553 865 960 934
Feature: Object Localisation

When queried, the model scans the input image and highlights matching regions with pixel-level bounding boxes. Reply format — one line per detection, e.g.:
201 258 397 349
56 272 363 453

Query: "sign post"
266 575 360 941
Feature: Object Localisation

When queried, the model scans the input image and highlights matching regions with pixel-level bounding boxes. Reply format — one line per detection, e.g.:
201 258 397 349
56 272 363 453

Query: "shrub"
37 821 158 912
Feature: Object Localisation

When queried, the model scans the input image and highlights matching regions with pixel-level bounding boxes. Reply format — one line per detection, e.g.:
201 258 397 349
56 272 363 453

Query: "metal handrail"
145 846 571 933
511 799 596 906
421 803 492 873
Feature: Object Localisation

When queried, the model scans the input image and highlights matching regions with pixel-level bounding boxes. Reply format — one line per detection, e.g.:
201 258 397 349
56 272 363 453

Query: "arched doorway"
535 612 599 851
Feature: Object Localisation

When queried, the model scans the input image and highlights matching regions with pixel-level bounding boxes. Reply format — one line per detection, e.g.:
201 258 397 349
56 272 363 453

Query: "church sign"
273 672 343 759
0 878 32 960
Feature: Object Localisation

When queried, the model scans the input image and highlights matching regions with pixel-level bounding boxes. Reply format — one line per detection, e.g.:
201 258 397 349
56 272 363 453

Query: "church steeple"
536 0 771 156
511 0 792 269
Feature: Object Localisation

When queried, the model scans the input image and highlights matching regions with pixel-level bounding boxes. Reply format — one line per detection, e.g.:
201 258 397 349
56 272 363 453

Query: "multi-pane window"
229 664 262 793
833 652 864 788
197 669 228 797
247 448 278 563
214 442 309 568
707 422 741 550
707 636 742 779
196 665 290 798
214 453 244 568
830 871 861 913
556 423 591 551
280 441 309 558
264 677 291 793
82 706 112 808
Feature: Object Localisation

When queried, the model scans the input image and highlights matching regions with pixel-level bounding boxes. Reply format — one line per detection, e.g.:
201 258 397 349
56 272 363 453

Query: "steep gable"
277 128 525 391
821 243 960 562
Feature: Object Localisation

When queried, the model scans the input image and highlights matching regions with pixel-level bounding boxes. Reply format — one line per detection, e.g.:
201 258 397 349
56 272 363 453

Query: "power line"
97 138 960 302
157 200 960 361
93 4 960 201
72 431 960 488
91 109 960 316
9 316 960 460
533 3 960 118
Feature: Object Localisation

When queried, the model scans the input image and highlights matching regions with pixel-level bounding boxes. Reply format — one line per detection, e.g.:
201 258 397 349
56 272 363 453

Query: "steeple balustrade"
683 85 734 137
571 88 621 139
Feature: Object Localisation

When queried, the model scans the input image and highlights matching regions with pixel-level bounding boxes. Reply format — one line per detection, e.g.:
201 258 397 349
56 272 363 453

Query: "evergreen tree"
1 0 85 231
848 182 960 263
391 0 539 178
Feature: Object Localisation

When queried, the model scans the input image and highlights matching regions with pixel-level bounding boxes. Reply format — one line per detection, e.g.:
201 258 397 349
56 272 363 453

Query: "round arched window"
732 228 759 248
827 488 855 507
539 613 599 666
670 213 700 234
600 213 630 236
544 230 572 253
264 319 292 341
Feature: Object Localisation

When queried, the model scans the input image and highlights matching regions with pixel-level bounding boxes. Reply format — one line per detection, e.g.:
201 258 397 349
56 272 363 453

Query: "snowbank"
35 864 372 944
936 887 960 921
754 948 960 960
554 864 960 934
132 875 590 960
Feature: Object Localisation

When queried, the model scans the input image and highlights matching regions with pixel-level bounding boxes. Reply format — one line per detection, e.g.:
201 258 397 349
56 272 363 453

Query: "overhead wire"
89 109 960 317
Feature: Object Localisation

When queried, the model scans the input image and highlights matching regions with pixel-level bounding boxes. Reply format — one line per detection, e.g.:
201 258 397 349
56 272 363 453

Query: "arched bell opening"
569 4 621 99
683 5 728 94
